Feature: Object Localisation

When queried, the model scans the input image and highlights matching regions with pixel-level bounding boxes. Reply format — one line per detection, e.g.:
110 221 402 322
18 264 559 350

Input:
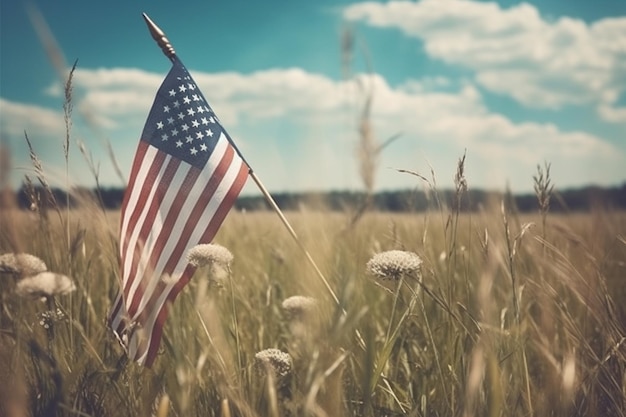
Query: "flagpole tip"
142 13 176 61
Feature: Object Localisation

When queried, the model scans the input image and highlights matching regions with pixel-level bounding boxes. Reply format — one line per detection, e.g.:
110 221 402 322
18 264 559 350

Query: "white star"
188 83 196 90
206 129 214 137
186 135 193 143
179 84 187 93
197 106 205 113
161 133 168 141
190 147 198 155
163 105 170 113
171 128 179 136
192 120 200 128
187 108 196 116
192 94 200 101
176 140 183 148
169 89 176 96
201 117 209 125
178 112 185 120
173 100 180 108
196 131 204 139
200 143 208 152
183 96 191 104
167 117 174 125
209 117 215 123
156 121 164 129
181 124 189 131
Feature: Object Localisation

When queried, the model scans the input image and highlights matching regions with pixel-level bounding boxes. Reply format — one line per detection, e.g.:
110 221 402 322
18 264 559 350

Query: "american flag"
108 57 248 366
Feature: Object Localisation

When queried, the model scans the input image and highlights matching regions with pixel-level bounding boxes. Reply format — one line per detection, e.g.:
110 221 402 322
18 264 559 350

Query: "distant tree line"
6 183 626 213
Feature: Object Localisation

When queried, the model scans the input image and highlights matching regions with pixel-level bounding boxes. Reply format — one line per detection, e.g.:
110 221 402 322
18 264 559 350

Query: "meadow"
1 186 625 416
1 47 625 417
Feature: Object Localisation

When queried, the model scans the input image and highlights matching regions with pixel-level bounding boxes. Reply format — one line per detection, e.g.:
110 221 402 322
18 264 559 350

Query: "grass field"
1 192 625 416
1 57 625 417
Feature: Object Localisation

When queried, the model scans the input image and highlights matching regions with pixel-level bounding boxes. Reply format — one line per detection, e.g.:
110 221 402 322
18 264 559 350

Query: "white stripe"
109 290 124 331
132 136 231 316
121 152 172 283
125 161 193 308
119 145 160 251
130 140 245 361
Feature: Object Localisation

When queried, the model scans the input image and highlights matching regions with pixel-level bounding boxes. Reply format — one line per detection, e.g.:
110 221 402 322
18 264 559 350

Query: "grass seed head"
0 253 47 277
281 296 317 320
366 250 423 281
15 272 76 298
254 348 293 380
187 243 234 268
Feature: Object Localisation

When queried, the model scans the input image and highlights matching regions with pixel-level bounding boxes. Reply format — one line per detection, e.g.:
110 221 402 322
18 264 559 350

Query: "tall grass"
1 189 625 416
1 52 625 417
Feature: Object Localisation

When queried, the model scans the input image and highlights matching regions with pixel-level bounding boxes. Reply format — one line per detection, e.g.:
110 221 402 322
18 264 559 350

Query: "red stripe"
131 146 239 362
125 166 201 317
197 161 248 244
122 157 181 298
108 291 122 327
120 148 167 257
131 146 236 321
119 141 149 220
143 264 195 366
143 159 249 365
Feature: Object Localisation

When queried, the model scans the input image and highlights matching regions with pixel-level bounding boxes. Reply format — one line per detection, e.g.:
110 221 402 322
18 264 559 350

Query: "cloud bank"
343 0 626 122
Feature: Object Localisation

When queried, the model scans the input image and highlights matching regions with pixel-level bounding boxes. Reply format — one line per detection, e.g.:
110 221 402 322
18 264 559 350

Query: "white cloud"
0 98 65 137
2 65 622 191
364 75 615 163
191 68 348 124
598 104 626 124
343 0 626 111
71 68 163 129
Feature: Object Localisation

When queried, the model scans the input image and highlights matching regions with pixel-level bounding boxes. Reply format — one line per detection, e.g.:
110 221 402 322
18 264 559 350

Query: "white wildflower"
16 272 76 298
366 250 422 281
281 296 317 319
0 253 47 276
254 348 293 380
187 244 233 268
282 295 322 342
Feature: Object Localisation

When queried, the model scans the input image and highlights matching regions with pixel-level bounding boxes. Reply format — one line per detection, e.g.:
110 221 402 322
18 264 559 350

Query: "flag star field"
144 65 224 168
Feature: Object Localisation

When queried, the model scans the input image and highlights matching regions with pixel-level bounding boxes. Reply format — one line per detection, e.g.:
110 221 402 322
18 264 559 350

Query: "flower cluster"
16 272 76 299
0 253 47 276
1 252 76 299
281 295 317 320
366 250 423 281
187 243 234 268
254 348 293 380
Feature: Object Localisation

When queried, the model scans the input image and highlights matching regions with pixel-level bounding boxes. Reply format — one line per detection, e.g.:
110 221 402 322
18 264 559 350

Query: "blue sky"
1 0 625 195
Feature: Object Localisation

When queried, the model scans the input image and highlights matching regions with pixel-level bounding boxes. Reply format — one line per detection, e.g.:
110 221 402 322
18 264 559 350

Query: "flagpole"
142 13 176 63
141 13 341 307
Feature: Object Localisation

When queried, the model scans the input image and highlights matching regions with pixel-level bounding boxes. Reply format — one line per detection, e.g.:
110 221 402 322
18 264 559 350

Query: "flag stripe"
123 156 185 305
130 146 244 361
141 160 249 364
119 140 149 223
122 156 180 299
126 136 232 318
112 151 182 334
109 290 123 332
120 145 167 257
125 165 201 317
120 154 170 281
127 139 237 327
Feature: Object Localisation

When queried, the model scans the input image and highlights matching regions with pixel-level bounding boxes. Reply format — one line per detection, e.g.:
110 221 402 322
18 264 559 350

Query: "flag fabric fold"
108 57 248 366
